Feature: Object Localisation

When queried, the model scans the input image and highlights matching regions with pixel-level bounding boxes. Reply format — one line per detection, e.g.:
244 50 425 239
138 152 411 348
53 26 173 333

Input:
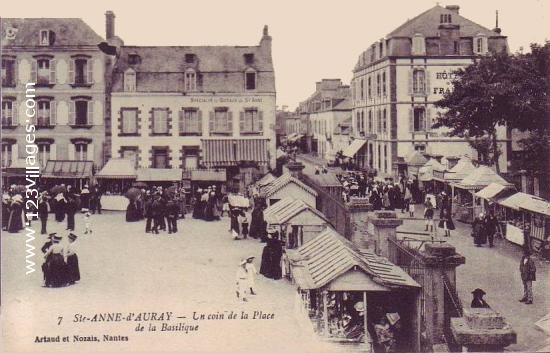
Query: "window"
413 69 426 95
37 144 50 166
37 100 51 126
377 110 382 133
185 69 196 91
241 108 262 133
121 109 138 134
128 54 141 65
37 59 51 85
74 100 89 125
121 148 138 168
212 108 232 133
368 110 373 133
2 100 14 126
244 53 254 65
377 145 381 170
440 14 452 23
454 41 460 54
124 69 136 92
415 145 426 152
360 111 365 133
74 143 88 161
180 108 201 135
245 72 256 90
185 54 195 64
74 59 88 85
382 109 387 132
367 77 372 98
152 108 169 134
2 58 16 87
356 111 361 134
376 74 381 97
152 148 169 169
360 79 364 100
413 107 426 132
1 144 12 167
382 72 387 96
182 148 199 170
412 34 426 55
384 145 388 172
475 36 487 54
39 30 53 46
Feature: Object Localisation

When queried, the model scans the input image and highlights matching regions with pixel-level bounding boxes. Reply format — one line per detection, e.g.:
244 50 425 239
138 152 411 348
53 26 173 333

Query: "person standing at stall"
519 248 536 304
38 192 50 235
485 211 499 248
472 213 487 247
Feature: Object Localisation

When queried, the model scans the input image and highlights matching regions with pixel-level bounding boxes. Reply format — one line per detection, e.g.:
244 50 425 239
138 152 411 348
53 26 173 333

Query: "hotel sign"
432 70 460 96
190 97 263 104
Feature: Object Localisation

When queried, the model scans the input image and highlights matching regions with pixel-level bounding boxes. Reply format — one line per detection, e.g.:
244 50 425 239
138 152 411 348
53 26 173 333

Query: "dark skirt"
424 209 434 219
66 254 80 283
192 200 204 219
7 206 24 233
438 219 456 230
47 254 67 287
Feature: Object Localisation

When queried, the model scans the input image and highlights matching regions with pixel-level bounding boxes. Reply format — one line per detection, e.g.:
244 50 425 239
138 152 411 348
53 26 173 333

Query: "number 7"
57 316 63 325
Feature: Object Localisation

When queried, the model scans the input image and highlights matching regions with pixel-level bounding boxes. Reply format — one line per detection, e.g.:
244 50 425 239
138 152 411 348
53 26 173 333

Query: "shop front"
418 159 447 195
520 198 550 258
496 192 535 247
289 228 421 353
95 159 137 211
41 160 94 190
1 159 27 189
136 168 183 188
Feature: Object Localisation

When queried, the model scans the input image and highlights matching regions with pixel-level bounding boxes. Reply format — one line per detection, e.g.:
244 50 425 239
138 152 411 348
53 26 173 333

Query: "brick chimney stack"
445 5 460 14
105 11 115 40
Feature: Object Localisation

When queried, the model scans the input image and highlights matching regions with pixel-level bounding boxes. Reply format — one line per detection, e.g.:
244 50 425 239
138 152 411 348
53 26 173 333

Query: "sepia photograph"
1 1 549 352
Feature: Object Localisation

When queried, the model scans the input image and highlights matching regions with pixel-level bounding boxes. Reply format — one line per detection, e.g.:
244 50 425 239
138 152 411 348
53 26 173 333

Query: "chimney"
445 5 460 14
493 10 502 34
259 25 272 57
105 11 115 40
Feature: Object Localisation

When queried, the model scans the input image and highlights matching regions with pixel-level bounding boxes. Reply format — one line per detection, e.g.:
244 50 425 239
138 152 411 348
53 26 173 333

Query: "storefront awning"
1 159 27 177
474 182 514 201
342 139 367 158
519 196 550 217
136 168 182 182
498 192 539 211
289 227 420 290
190 169 226 182
42 160 94 179
201 139 269 167
96 159 137 179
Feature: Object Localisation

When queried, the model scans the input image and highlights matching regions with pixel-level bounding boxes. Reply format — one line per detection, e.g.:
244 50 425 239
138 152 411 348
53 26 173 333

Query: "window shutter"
12 143 19 162
258 111 264 132
19 101 26 125
68 144 75 160
49 59 56 84
239 111 245 133
31 60 37 83
179 110 184 133
87 59 94 84
50 101 56 125
87 100 93 125
425 70 431 95
408 70 413 95
12 103 17 126
50 144 57 160
426 107 432 131
409 108 414 132
69 101 75 125
227 111 233 133
87 143 94 161
69 59 75 84
209 111 214 135
197 110 203 135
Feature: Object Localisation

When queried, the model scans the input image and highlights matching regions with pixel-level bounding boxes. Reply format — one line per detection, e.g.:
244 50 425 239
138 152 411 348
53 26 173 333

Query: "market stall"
495 192 539 247
442 156 476 215
452 165 514 223
518 196 550 257
474 182 515 215
405 151 428 179
418 158 447 195
136 168 183 188
288 228 421 353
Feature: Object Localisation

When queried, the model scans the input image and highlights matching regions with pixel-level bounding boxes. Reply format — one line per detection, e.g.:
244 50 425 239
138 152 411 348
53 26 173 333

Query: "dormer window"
440 14 452 24
244 53 254 65
124 68 136 92
412 34 426 55
245 69 256 90
39 29 55 46
185 54 195 64
128 54 141 65
185 69 196 91
475 34 488 55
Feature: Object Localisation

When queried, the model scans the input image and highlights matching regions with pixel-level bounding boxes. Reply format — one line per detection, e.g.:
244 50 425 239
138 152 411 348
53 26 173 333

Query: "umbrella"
125 187 142 201
50 185 67 195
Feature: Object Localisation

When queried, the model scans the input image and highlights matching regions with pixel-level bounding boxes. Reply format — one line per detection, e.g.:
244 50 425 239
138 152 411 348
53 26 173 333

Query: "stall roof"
96 159 136 179
444 156 476 182
419 159 446 181
307 172 342 188
474 182 514 201
264 197 329 225
498 192 541 211
228 194 250 208
136 168 182 182
256 172 276 187
342 139 367 158
406 150 428 166
191 169 226 182
454 165 514 190
42 160 93 179
290 228 420 290
262 173 317 198
519 196 550 217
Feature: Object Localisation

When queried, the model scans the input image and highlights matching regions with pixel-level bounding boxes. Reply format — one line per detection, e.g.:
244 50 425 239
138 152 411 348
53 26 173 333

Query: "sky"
3 0 549 110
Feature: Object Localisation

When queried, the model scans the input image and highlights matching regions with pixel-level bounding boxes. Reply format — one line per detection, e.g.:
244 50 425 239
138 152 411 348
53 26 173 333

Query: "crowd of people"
41 232 80 288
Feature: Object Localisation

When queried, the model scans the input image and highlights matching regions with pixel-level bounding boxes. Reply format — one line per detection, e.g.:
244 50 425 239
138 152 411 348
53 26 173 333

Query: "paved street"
1 212 347 353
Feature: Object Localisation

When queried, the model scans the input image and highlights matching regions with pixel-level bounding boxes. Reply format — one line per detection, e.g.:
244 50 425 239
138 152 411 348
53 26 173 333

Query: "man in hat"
245 257 257 295
470 288 490 308
519 248 536 304
38 191 50 234
235 259 249 302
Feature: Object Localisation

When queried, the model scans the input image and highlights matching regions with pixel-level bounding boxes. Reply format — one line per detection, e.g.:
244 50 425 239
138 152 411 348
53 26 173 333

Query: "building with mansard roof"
105 13 276 191
349 4 511 178
1 17 107 187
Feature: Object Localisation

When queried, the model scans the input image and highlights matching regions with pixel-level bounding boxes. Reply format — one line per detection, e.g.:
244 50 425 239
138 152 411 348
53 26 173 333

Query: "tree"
434 48 549 173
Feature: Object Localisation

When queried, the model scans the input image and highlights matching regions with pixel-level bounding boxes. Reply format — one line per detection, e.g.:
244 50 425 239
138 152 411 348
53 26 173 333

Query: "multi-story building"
1 18 107 186
350 4 510 178
105 13 276 188
298 79 351 160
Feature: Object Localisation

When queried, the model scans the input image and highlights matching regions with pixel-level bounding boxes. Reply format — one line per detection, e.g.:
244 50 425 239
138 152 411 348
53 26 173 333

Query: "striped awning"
42 160 94 179
201 139 269 167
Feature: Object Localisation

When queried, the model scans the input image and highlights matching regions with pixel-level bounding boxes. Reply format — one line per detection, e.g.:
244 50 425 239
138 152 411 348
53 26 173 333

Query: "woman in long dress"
2 194 11 231
7 194 24 233
54 193 66 222
66 233 80 285
43 235 67 287
192 189 203 219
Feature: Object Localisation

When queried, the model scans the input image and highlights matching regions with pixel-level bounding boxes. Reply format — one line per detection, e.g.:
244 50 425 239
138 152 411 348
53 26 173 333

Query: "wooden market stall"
418 158 447 195
261 173 318 208
495 192 537 247
440 156 476 215
519 197 550 258
136 168 183 188
452 165 514 223
288 228 421 353
474 182 516 215
405 151 428 179
95 159 138 211
263 197 330 249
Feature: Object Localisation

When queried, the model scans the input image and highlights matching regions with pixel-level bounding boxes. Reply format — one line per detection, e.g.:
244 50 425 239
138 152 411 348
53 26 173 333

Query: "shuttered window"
240 108 263 134
1 58 16 87
121 108 138 134
179 108 202 135
71 100 91 126
152 108 169 134
209 108 233 135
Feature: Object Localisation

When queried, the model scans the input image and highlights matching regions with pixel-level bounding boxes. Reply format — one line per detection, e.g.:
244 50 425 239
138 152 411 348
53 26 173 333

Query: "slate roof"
387 5 502 38
262 173 317 199
290 228 420 290
1 18 103 47
263 197 329 225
